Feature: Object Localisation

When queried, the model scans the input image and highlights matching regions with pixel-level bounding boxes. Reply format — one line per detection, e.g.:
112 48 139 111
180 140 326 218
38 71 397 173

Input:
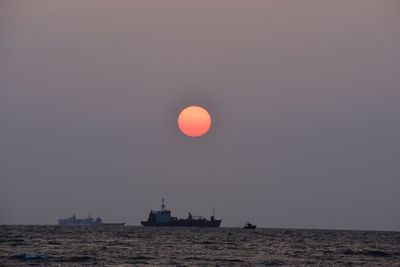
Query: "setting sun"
178 106 211 137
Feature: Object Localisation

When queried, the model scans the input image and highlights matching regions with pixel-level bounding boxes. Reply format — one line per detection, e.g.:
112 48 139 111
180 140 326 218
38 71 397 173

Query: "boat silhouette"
244 222 256 229
141 199 221 227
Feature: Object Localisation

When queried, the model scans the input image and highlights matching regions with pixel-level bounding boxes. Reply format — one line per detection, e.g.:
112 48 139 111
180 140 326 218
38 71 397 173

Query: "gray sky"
1 1 399 231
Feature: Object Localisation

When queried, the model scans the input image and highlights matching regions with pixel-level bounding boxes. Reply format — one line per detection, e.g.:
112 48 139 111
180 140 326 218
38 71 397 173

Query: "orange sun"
178 106 212 137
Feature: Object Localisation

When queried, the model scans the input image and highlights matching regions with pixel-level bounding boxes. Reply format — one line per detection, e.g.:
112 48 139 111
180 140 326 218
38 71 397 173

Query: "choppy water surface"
1 225 399 266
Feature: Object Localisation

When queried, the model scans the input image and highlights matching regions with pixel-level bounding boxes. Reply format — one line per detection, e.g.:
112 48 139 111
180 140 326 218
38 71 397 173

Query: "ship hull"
141 220 221 227
58 223 125 226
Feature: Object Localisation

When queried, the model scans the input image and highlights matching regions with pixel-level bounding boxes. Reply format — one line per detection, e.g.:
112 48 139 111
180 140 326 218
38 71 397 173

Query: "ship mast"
161 198 165 211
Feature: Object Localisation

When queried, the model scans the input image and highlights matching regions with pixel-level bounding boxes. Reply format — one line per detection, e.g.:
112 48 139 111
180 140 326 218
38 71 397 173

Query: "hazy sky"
1 1 399 230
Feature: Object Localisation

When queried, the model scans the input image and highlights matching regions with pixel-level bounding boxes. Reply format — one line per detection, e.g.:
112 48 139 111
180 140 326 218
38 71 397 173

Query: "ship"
244 222 256 229
141 199 221 227
58 214 125 226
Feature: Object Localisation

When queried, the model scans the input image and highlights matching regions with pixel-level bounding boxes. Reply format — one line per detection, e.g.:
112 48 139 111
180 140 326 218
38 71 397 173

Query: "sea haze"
1 1 399 231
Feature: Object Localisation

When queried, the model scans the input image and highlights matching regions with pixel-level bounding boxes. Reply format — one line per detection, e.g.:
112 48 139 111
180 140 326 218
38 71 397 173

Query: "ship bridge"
148 199 172 223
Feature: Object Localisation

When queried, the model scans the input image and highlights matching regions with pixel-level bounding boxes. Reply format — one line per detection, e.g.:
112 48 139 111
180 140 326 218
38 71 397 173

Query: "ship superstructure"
141 199 221 227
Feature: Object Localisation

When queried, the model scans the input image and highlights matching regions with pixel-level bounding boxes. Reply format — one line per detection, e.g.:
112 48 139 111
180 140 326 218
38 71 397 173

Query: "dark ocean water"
0 225 399 266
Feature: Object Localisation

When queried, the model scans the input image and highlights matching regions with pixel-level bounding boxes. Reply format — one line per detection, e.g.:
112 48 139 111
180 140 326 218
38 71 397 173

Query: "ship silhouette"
141 199 221 227
244 222 256 229
58 214 124 226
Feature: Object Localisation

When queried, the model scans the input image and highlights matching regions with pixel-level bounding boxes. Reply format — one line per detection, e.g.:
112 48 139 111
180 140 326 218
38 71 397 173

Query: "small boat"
244 222 256 229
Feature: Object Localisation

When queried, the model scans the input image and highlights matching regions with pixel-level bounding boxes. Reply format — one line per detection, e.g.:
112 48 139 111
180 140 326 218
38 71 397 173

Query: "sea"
1 225 399 266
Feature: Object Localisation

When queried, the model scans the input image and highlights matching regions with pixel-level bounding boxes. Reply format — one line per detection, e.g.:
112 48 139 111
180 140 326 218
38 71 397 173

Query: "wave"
343 249 392 257
263 259 285 266
183 256 244 263
10 253 48 261
54 255 98 262
128 256 154 260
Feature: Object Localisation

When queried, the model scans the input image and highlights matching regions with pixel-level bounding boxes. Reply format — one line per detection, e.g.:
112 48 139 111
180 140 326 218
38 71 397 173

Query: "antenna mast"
161 198 165 211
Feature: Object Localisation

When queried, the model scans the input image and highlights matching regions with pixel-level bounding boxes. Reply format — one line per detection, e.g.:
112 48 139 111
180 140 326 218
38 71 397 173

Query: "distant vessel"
58 214 124 226
141 199 221 227
244 222 256 229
